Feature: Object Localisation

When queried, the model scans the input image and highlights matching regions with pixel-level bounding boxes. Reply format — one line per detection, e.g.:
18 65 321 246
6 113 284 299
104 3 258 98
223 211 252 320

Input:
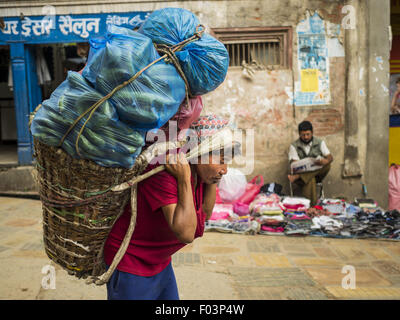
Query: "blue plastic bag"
31 71 145 168
138 7 229 95
83 24 186 130
32 24 188 168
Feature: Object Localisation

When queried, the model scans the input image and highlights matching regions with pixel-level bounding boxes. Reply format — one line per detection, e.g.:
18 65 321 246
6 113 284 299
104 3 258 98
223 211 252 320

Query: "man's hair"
298 120 313 132
396 78 400 84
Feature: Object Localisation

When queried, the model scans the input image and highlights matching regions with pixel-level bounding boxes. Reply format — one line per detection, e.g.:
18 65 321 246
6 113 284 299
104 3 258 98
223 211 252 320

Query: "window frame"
211 26 293 69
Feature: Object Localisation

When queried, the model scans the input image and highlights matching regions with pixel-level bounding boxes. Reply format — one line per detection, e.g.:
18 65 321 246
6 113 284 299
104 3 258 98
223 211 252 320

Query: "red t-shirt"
103 164 206 276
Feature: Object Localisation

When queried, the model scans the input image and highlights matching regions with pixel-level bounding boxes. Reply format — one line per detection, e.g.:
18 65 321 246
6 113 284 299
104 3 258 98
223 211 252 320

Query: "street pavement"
0 196 400 300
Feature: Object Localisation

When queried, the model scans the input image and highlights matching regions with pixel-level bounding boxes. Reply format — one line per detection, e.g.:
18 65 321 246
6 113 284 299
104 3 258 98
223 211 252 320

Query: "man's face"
195 153 228 184
299 130 313 144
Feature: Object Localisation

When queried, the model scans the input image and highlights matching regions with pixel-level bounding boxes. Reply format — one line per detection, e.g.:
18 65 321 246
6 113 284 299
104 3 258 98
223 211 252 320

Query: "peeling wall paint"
201 1 348 195
328 37 345 57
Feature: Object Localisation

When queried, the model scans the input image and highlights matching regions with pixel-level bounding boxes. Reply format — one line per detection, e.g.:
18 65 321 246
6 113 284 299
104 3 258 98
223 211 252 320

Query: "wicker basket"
33 139 146 279
33 138 183 285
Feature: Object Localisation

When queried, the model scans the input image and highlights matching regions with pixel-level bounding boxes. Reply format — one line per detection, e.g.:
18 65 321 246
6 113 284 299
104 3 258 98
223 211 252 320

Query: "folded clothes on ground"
284 218 312 236
259 225 285 236
286 213 311 220
256 214 284 222
354 198 378 209
282 197 311 209
249 193 283 216
207 194 400 240
205 217 259 235
205 219 233 233
306 207 334 218
311 216 343 234
284 205 309 212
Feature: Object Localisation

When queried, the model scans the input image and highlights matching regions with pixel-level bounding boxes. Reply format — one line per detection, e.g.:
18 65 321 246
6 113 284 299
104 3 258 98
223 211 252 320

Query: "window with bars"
211 27 292 69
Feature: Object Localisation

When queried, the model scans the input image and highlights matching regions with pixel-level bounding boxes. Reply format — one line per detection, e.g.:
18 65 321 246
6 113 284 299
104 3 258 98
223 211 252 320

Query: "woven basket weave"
33 139 146 279
33 138 182 285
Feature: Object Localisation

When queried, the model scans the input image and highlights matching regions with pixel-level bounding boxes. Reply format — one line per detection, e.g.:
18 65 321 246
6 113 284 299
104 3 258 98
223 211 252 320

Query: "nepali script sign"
0 11 150 44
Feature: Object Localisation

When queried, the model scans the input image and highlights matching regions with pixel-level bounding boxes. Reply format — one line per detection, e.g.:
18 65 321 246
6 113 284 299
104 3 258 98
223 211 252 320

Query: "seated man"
288 120 333 206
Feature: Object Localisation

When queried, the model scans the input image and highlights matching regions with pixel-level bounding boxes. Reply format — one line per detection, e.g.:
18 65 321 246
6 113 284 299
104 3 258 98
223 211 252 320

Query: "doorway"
0 45 17 166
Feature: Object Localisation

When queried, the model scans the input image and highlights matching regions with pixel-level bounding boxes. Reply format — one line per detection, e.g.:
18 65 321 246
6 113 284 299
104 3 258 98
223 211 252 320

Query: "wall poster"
295 12 331 106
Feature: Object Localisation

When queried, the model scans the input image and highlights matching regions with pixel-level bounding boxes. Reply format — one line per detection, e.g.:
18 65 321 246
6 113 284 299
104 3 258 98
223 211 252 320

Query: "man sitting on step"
288 120 333 206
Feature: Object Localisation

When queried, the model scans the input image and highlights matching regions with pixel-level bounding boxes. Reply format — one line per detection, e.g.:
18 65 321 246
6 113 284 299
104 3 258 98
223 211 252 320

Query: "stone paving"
0 196 400 300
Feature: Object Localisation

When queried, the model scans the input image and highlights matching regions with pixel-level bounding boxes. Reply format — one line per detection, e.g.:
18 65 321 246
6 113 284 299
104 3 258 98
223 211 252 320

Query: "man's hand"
314 154 333 166
314 158 328 166
165 152 191 182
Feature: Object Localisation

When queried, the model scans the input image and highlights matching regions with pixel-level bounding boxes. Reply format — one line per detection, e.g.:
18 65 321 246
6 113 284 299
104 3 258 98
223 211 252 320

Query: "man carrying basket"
103 115 240 300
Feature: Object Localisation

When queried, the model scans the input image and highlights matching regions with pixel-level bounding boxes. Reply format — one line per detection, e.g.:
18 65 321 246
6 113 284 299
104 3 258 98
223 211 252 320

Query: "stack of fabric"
205 203 259 235
386 210 400 239
206 193 400 240
205 203 235 232
306 206 333 218
318 198 346 216
325 203 359 237
249 193 286 236
310 215 344 236
354 198 379 210
232 216 260 235
282 197 312 235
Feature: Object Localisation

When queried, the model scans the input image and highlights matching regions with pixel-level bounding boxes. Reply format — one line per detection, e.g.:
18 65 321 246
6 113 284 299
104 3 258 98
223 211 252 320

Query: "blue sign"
0 11 150 44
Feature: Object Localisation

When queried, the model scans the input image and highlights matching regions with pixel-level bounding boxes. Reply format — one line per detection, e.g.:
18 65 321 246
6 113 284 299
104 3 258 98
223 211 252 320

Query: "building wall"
199 0 349 199
1 0 390 206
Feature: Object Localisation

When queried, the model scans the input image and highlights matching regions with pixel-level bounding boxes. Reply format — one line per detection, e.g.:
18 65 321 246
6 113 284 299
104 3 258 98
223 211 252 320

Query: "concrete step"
0 166 39 195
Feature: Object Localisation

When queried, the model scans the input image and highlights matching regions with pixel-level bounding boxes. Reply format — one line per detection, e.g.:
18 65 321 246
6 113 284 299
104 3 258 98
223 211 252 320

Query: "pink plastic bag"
210 203 233 220
389 164 400 210
218 168 247 203
233 202 250 216
174 96 203 131
158 96 203 141
235 175 264 205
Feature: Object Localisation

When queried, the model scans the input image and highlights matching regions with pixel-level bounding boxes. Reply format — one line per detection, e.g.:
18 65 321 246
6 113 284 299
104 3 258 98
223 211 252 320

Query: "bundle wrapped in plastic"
31 24 189 168
138 7 229 95
83 24 187 130
30 71 145 168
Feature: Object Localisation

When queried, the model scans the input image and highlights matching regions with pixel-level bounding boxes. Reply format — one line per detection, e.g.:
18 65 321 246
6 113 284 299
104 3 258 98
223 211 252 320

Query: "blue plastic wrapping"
31 10 227 168
138 7 229 95
31 24 188 168
31 71 145 168
83 24 186 130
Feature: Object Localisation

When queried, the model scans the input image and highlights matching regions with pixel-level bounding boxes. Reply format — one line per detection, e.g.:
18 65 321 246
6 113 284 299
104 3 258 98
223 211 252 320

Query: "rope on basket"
87 184 138 285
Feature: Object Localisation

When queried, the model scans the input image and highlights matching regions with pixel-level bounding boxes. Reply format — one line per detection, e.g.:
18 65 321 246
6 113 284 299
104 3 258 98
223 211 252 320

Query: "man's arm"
288 144 300 164
203 183 217 221
315 154 333 166
162 153 197 244
315 141 333 166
